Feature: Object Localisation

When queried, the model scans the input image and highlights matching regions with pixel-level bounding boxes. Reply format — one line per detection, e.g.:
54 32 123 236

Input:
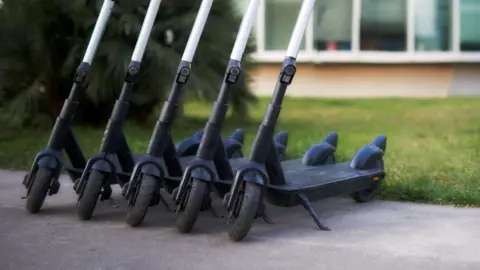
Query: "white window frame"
252 0 480 63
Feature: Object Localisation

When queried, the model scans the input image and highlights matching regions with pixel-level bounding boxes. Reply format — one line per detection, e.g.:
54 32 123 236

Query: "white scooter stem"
82 0 116 65
131 0 163 63
181 0 214 62
230 0 261 61
286 0 316 59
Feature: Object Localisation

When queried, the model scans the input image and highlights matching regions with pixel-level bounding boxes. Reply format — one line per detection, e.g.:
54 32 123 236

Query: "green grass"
1 97 480 206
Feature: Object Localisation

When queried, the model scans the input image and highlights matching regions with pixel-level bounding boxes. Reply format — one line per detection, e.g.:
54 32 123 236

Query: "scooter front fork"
73 153 116 201
23 148 63 197
173 163 219 216
224 168 273 224
121 155 171 210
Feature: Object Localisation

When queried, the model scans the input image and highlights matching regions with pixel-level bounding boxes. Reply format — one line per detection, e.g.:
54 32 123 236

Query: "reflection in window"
415 0 452 51
265 0 305 51
360 0 407 51
313 0 353 51
460 0 480 51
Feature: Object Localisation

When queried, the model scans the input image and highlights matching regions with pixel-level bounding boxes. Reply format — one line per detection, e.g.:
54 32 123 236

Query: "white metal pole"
181 0 214 62
230 0 262 61
286 0 316 58
131 0 163 62
82 0 116 64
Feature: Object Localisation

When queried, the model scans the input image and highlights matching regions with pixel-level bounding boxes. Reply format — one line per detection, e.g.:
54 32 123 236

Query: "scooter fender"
191 167 214 182
242 170 265 185
139 158 164 179
91 158 113 174
36 149 62 170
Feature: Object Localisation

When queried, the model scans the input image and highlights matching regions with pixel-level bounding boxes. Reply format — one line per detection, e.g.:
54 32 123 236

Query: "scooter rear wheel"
228 182 261 242
351 189 376 203
126 174 158 227
25 167 53 214
175 179 207 233
77 170 105 220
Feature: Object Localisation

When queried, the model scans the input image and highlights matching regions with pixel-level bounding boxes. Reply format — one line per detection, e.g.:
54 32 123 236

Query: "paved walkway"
0 169 479 270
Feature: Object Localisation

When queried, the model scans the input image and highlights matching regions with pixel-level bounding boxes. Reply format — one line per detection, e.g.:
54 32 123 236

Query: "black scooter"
224 0 388 241
74 0 246 221
172 0 289 233
22 0 117 214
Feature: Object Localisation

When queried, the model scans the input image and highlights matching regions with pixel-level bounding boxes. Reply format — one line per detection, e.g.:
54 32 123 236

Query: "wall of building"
249 63 480 97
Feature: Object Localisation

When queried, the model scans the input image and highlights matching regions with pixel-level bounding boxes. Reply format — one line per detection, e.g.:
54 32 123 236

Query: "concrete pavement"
0 169 479 270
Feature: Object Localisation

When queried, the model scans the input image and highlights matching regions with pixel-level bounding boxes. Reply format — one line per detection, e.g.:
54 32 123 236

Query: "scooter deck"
263 159 384 207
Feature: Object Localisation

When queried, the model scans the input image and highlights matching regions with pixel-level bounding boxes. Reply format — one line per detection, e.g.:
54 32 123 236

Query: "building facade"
236 0 480 97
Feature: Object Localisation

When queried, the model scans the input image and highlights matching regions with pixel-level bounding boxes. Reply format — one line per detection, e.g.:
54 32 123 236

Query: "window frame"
253 0 480 63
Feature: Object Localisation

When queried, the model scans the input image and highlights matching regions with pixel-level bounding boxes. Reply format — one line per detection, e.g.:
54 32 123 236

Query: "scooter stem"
130 0 162 63
215 0 260 106
46 0 115 150
82 0 115 65
249 0 315 163
69 0 115 101
196 0 260 160
99 0 162 153
164 0 213 107
148 0 214 155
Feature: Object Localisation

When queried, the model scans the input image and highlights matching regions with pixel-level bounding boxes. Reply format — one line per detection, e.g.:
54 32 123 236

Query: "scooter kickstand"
208 205 222 218
257 203 274 224
159 194 174 212
297 193 330 231
107 198 119 208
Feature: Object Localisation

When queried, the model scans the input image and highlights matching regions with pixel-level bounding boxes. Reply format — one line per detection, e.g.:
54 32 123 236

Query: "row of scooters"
22 0 387 242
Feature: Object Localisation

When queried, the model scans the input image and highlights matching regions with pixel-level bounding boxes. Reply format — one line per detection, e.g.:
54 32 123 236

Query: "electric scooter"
74 0 246 221
224 0 388 241
172 0 291 234
22 0 117 214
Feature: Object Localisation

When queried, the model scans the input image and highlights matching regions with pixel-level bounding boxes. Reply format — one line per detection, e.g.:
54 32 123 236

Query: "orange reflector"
373 176 380 181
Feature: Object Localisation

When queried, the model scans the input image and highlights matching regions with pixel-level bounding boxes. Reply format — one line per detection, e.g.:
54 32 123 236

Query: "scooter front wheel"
126 174 158 227
77 170 105 220
25 167 53 214
228 182 261 242
175 178 207 233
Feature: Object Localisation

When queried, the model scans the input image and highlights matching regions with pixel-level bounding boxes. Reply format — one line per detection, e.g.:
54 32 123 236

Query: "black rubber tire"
126 174 158 227
77 170 105 220
228 182 262 242
351 189 376 203
25 167 53 214
175 179 207 233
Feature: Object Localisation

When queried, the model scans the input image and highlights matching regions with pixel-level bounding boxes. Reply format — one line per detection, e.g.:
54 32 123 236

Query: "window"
460 0 480 51
313 0 353 51
264 0 305 51
360 0 407 51
414 0 452 51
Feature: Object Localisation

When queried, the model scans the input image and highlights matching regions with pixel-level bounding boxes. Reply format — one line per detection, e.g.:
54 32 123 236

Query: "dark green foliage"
0 0 257 127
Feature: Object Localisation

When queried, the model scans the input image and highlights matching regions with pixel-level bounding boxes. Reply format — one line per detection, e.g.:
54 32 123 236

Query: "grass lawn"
1 97 479 206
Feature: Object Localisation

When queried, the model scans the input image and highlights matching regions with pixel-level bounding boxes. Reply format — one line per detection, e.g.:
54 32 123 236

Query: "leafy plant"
0 0 257 127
